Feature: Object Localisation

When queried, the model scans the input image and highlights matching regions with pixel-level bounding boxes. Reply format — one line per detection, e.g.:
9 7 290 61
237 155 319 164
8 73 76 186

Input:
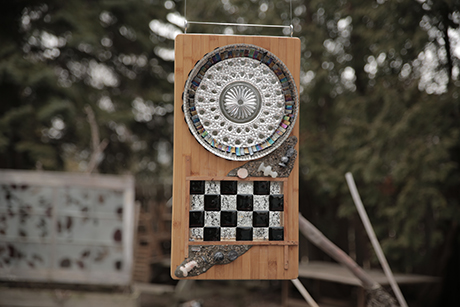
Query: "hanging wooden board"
172 34 300 280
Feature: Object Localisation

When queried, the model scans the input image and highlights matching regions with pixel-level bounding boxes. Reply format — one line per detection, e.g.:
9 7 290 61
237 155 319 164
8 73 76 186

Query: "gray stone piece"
174 245 252 278
227 136 298 178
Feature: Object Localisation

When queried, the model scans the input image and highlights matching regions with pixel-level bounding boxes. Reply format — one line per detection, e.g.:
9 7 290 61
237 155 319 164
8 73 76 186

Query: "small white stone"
180 260 199 277
237 168 249 179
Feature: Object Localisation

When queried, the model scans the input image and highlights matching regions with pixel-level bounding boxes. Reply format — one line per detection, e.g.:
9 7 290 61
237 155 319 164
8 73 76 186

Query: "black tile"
237 195 253 211
236 227 253 241
253 211 269 227
189 211 204 227
221 211 237 227
190 181 205 194
269 195 284 211
254 181 270 195
269 227 284 241
221 181 237 195
204 195 221 211
204 227 220 241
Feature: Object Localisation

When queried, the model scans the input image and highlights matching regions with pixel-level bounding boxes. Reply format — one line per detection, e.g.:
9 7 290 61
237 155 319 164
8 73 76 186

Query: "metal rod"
183 0 294 35
291 278 320 307
290 0 293 37
345 172 409 307
186 20 290 29
184 0 187 33
184 0 187 22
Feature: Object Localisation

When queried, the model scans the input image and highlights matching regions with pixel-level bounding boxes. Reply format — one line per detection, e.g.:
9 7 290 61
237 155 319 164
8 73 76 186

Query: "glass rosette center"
219 81 262 124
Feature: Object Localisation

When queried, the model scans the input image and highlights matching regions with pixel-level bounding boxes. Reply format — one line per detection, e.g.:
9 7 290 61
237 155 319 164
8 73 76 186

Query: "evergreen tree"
0 0 176 185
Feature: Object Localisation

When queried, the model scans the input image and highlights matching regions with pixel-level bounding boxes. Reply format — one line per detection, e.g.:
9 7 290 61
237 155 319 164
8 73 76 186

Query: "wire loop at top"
183 0 294 37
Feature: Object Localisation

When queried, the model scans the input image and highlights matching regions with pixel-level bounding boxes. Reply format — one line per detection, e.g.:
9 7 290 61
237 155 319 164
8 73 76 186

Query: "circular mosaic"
183 44 298 161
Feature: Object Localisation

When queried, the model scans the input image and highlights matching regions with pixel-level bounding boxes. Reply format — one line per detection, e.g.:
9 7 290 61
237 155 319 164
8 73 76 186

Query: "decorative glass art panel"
183 44 299 161
189 180 284 242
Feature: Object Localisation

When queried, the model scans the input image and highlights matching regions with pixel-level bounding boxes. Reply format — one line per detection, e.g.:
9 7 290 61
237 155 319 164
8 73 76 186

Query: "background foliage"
1 0 459 305
1 0 175 200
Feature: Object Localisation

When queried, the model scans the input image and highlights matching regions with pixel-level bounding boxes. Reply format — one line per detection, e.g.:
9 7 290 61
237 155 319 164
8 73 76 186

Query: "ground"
138 280 288 307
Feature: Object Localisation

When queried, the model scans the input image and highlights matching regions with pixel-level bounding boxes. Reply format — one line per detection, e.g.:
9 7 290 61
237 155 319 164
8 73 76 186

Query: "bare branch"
84 105 109 173
299 214 399 306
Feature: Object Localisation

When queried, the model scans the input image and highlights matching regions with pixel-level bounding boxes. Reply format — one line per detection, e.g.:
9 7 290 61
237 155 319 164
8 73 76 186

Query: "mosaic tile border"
183 44 299 161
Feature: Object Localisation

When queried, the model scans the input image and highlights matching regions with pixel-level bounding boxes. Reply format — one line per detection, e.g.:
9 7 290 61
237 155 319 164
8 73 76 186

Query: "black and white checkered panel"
189 180 284 242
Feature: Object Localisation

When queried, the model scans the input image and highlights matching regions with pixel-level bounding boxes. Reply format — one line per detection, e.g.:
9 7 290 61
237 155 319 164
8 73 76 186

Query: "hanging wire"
183 0 294 37
184 0 187 33
290 0 293 37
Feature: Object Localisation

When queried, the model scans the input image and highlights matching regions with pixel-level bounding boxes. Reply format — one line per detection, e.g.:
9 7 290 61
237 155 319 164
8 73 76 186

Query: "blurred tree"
0 0 177 196
294 2 460 305
299 0 460 272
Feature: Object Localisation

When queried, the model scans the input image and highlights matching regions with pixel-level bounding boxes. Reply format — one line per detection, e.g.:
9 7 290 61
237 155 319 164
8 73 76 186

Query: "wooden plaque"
172 34 300 280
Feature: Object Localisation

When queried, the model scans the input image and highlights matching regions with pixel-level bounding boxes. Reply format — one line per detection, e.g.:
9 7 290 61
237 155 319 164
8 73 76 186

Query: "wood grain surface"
172 34 300 280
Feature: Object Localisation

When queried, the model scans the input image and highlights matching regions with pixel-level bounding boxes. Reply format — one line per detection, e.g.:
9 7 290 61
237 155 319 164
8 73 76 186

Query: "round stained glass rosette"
183 44 299 161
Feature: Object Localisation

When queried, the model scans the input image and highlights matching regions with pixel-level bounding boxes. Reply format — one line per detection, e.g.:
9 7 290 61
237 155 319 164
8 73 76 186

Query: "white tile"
205 211 220 227
205 181 220 194
237 211 253 227
189 228 203 241
269 211 283 227
253 195 269 211
237 181 253 194
270 181 283 194
221 227 236 241
253 227 269 241
190 195 204 210
221 195 237 210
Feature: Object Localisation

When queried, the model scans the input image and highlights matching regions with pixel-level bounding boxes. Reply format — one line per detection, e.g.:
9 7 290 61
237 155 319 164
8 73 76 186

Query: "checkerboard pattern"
189 180 284 242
